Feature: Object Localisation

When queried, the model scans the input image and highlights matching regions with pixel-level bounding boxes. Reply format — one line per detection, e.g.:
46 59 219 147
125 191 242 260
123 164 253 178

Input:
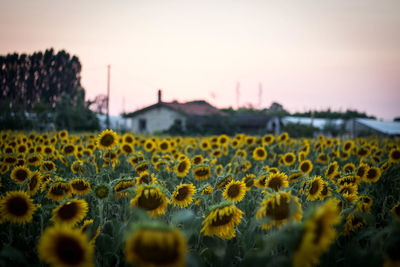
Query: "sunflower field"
0 129 399 267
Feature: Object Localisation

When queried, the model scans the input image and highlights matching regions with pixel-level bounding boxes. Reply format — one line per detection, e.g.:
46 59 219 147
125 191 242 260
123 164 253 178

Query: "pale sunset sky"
1 0 399 120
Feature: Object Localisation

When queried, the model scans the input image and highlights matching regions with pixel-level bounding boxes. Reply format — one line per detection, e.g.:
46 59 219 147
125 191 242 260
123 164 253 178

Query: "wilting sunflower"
325 161 339 179
10 165 31 184
172 184 196 208
70 178 91 196
389 148 400 163
200 202 243 239
130 185 170 217
0 190 37 224
222 180 246 202
292 199 341 267
283 152 296 166
343 163 356 173
363 167 381 183
256 191 302 229
306 176 324 201
38 225 94 267
135 162 149 175
114 179 136 199
27 170 41 196
26 153 42 166
125 223 187 267
93 183 110 199
193 165 211 181
51 199 89 226
299 160 313 174
265 172 289 192
391 202 400 220
253 147 267 161
97 129 118 150
175 157 191 178
316 153 329 164
47 181 72 202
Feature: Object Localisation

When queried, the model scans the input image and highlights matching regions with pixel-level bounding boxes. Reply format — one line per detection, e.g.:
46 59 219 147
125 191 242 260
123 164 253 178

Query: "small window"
139 119 146 132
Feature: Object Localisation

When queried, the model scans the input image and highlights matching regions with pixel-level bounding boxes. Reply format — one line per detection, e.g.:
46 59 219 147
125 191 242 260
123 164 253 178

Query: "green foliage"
293 108 376 120
283 122 319 138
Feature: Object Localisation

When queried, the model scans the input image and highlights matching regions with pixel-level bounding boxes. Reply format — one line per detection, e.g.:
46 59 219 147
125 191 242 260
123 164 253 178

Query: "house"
124 90 225 133
346 118 400 137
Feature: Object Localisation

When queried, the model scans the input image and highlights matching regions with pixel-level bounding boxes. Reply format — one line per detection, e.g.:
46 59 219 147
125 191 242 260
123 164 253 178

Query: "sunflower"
342 213 365 235
47 181 72 202
356 163 369 180
215 164 223 176
3 154 18 166
216 174 234 190
200 184 213 195
158 140 171 153
289 172 303 183
201 203 243 239
58 129 69 139
356 195 373 214
262 134 274 145
16 143 28 154
319 181 331 200
154 160 167 172
343 163 356 174
114 179 136 199
363 167 381 183
130 185 170 217
265 172 289 192
43 145 54 155
342 140 354 152
192 155 204 165
0 163 10 174
62 144 76 156
51 199 88 226
143 139 156 152
325 161 339 179
26 154 42 166
41 160 57 172
306 176 324 201
389 148 400 163
38 225 94 267
299 160 313 174
316 153 329 164
283 152 296 166
253 147 267 161
97 129 118 150
256 191 302 229
298 151 307 162
80 219 100 243
121 143 134 155
128 155 140 166
135 162 149 175
356 146 371 158
338 184 358 196
175 157 191 178
71 160 85 175
256 174 267 188
136 172 157 185
93 184 110 199
391 202 400 220
0 191 37 224
10 165 31 184
70 178 91 196
122 133 135 144
193 165 211 181
292 199 341 267
125 224 187 267
242 174 256 190
27 170 41 195
235 149 247 159
172 184 196 208
222 180 246 202
278 132 289 143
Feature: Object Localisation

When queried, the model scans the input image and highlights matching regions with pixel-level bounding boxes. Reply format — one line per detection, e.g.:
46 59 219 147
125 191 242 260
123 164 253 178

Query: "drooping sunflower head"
10 165 31 184
172 184 196 208
242 173 256 190
135 162 149 175
70 178 91 196
125 223 187 267
342 213 365 235
201 202 243 239
71 160 85 175
266 172 289 192
289 172 303 183
114 178 136 199
299 160 313 174
51 199 89 226
38 225 94 267
356 163 369 179
175 157 191 178
356 195 373 214
256 174 267 188
193 164 211 181
222 180 246 202
97 129 118 150
0 190 37 224
256 191 302 229
130 185 170 217
253 147 267 161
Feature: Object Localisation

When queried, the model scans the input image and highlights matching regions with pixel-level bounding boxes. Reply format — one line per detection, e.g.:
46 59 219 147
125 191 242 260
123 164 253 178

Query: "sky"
1 0 399 120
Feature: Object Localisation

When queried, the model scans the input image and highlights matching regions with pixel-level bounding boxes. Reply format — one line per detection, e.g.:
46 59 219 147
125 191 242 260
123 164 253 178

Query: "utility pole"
236 82 240 110
106 64 110 129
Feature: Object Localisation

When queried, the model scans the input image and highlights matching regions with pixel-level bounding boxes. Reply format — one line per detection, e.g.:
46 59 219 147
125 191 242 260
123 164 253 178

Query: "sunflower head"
193 164 211 181
130 185 170 217
10 165 31 184
363 167 381 183
266 172 289 192
222 180 246 202
51 199 89 226
97 129 118 150
306 176 324 201
175 157 191 178
46 180 72 202
125 222 187 267
253 147 267 161
299 160 313 174
325 161 339 178
70 178 91 196
114 178 136 199
283 152 296 166
0 190 37 224
94 183 111 199
172 184 196 208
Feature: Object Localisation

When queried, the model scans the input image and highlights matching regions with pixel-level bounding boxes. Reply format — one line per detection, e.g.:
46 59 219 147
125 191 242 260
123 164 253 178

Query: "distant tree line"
0 49 99 131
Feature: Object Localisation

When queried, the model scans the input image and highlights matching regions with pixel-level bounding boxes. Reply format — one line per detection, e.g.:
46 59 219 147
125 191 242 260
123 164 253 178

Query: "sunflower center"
320 185 328 196
177 162 187 173
266 198 290 220
100 134 115 147
50 184 70 196
366 169 377 179
136 164 149 173
96 187 108 198
133 235 179 265
28 156 39 163
5 156 17 164
391 150 400 160
268 177 282 191
64 145 74 154
327 165 335 176
285 155 293 163
357 167 365 177
194 168 209 177
6 196 28 216
309 181 320 195
43 162 54 171
58 202 78 220
138 191 163 211
227 184 240 198
29 175 39 191
300 163 310 173
256 149 265 157
55 236 85 265
211 212 233 226
15 169 29 182
72 180 88 191
160 143 168 150
175 187 189 201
